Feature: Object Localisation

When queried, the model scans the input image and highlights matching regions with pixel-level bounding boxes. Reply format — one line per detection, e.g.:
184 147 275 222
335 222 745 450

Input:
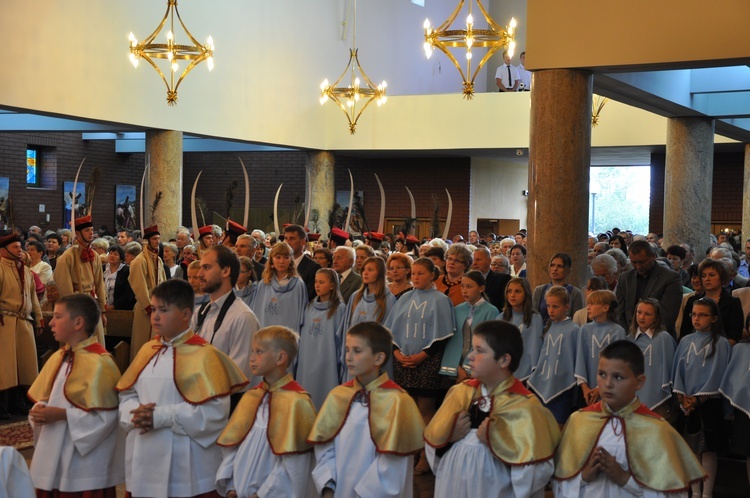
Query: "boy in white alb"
216 326 317 498
28 294 123 498
554 340 705 497
307 322 425 498
117 279 248 498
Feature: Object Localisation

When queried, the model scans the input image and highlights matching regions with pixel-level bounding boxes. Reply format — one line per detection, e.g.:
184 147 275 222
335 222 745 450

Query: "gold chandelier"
128 0 214 106
423 0 516 99
320 0 387 135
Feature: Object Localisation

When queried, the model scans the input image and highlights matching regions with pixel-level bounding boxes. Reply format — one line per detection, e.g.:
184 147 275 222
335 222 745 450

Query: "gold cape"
424 376 561 466
554 400 706 492
217 373 316 455
307 373 425 456
115 330 248 404
28 336 120 411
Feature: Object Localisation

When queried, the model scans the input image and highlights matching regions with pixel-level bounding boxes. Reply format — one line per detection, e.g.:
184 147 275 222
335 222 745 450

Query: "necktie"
507 65 512 89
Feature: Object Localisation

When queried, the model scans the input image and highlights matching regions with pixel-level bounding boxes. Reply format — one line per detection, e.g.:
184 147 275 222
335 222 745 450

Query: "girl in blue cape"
344 256 396 331
626 298 677 419
297 268 346 409
441 271 500 381
251 242 307 334
527 285 580 426
499 277 543 381
720 314 750 489
386 257 454 475
575 290 626 405
673 297 730 498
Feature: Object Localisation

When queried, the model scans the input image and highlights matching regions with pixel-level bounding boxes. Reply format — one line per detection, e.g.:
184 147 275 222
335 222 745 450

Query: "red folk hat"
330 227 350 244
143 225 160 239
405 235 419 245
198 225 213 238
308 233 321 241
74 215 93 230
0 232 21 249
226 220 247 236
364 231 384 242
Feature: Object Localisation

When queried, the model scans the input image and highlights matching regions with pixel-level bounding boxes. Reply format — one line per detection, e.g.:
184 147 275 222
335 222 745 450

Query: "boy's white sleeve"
510 460 554 498
215 446 237 497
66 406 119 457
354 453 411 498
425 444 440 473
257 452 314 498
311 443 336 495
118 389 141 433
151 395 229 448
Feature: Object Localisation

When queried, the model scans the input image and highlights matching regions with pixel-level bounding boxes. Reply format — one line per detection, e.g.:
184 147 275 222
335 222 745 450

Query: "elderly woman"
679 258 743 344
531 252 584 324
590 253 619 292
490 254 510 274
435 243 473 305
386 252 412 299
162 242 182 280
109 245 137 311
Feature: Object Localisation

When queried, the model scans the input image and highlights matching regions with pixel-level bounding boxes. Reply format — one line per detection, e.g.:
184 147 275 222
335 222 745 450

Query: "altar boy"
117 279 247 498
28 294 123 497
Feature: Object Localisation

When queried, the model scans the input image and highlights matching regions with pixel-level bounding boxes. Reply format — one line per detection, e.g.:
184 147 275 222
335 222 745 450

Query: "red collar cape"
28 336 120 411
115 330 248 404
217 373 316 455
424 376 560 466
307 373 424 455
554 400 706 492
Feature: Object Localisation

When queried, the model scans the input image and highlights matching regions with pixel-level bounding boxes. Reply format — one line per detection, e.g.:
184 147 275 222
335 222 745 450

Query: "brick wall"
1 130 740 241
0 132 144 232
333 156 471 239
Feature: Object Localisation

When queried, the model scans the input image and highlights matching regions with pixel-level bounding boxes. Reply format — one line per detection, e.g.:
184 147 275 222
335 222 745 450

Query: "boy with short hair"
554 340 706 497
424 320 560 498
307 322 425 498
116 279 248 498
28 294 124 497
216 325 316 497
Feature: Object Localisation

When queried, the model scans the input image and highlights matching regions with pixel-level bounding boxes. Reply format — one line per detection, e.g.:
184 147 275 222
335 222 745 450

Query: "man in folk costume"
222 220 247 250
128 224 167 362
196 225 214 258
53 215 107 346
0 232 43 419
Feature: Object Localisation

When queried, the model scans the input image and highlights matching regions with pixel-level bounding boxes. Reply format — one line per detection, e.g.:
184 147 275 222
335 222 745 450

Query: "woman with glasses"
436 244 473 306
386 252 413 299
679 258 743 344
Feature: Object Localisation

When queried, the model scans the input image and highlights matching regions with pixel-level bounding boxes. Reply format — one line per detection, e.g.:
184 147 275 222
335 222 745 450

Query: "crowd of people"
1 217 750 497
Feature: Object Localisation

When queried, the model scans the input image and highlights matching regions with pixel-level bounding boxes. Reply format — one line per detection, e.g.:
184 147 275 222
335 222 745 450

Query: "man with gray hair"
615 240 682 336
709 247 747 289
332 246 361 304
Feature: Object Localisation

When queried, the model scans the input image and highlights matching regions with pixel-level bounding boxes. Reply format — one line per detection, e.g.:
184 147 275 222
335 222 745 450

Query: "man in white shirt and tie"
495 50 520 92
517 51 532 91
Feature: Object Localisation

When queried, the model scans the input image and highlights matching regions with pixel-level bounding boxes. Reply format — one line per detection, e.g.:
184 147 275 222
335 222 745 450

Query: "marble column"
742 143 750 243
144 130 183 239
527 69 592 290
306 151 335 238
663 117 714 259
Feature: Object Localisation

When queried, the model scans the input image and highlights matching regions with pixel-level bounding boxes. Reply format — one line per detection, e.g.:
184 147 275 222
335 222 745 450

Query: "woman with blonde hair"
250 242 307 333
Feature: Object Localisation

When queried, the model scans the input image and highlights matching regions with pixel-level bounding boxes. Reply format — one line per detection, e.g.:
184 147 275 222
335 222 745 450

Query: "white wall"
470 157 528 230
